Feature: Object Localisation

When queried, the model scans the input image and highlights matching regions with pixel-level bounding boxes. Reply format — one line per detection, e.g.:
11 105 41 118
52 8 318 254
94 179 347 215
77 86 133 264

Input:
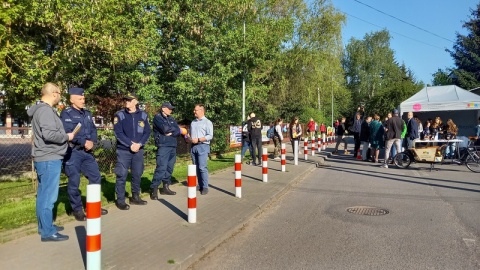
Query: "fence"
0 124 300 182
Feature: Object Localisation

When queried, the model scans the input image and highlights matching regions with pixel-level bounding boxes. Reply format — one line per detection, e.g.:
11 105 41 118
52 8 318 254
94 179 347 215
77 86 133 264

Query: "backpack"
267 126 275 139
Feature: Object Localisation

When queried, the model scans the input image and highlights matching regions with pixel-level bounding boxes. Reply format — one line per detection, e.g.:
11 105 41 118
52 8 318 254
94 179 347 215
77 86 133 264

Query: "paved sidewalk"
0 142 330 270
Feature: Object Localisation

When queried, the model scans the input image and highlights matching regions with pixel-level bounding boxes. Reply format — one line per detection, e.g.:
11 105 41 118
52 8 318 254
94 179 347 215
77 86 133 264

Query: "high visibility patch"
138 121 144 128
113 117 118 124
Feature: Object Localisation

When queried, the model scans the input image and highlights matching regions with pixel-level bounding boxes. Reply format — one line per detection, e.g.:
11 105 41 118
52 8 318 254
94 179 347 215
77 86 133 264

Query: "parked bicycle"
393 136 480 173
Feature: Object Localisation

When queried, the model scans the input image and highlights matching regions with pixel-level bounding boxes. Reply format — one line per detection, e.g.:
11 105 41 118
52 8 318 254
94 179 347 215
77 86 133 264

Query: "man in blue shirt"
113 94 151 210
189 104 213 195
60 87 108 221
150 102 181 199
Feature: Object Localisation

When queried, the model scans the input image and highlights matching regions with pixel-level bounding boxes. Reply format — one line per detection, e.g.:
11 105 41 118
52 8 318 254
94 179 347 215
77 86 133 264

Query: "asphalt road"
189 154 480 270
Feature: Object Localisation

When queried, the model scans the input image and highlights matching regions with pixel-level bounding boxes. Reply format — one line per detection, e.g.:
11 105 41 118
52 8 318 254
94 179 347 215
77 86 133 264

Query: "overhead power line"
353 0 455 43
343 12 447 50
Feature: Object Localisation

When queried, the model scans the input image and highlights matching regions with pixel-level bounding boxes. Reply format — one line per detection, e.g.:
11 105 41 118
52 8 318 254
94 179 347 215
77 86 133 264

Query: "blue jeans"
151 146 177 188
34 159 62 238
241 140 252 160
191 144 210 189
115 149 144 203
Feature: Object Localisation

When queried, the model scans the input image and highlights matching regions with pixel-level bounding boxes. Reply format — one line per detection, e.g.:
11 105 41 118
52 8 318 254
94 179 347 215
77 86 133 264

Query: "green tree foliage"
432 68 453 86
448 3 480 90
342 30 423 117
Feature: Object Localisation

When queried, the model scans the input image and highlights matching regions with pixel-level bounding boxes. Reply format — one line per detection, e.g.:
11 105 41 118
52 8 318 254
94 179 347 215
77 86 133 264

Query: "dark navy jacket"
60 107 97 147
113 108 151 151
153 112 181 147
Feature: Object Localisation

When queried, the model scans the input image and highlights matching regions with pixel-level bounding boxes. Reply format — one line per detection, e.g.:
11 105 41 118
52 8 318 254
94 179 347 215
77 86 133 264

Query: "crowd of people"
29 83 213 242
330 107 475 169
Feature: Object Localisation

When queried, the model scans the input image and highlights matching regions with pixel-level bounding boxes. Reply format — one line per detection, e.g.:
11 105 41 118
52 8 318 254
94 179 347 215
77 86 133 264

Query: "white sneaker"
380 164 388 168
274 157 281 160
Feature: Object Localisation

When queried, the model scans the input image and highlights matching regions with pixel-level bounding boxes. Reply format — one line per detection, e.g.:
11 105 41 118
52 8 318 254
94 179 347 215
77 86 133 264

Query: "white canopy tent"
399 85 480 136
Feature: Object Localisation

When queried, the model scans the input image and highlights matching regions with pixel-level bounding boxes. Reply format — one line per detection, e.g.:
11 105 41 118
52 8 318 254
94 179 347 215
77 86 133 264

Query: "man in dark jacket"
248 112 263 166
150 102 181 198
382 109 404 168
360 116 372 161
352 112 363 157
405 111 418 149
333 117 349 155
113 94 151 210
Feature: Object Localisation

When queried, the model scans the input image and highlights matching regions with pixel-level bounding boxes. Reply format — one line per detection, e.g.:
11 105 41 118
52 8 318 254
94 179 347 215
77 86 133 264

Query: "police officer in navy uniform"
150 102 181 199
113 93 151 210
60 87 108 221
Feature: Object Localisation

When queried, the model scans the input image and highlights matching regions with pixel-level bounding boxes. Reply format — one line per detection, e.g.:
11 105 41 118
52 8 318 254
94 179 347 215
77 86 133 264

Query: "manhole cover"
346 206 389 216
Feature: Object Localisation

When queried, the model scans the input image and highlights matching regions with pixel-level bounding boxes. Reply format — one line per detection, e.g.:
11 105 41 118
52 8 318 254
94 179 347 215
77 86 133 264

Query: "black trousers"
251 137 262 164
353 132 361 154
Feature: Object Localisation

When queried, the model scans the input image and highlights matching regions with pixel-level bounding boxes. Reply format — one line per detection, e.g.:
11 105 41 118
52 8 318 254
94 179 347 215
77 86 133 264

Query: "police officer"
150 102 180 199
60 87 108 221
113 93 151 210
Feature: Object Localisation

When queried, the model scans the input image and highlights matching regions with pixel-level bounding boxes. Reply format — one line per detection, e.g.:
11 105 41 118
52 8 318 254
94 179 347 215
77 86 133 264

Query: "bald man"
27 83 74 242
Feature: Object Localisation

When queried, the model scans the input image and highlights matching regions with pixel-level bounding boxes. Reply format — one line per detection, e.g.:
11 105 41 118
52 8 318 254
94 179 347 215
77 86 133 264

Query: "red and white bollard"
234 154 242 198
317 135 322 153
311 140 316 157
322 134 326 150
187 165 197 223
304 139 308 160
281 143 286 172
262 148 268 182
294 140 299 165
86 184 101 270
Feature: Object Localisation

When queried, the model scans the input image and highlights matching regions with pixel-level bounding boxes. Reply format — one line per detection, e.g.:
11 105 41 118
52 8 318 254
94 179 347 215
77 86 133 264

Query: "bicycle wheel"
465 154 480 173
394 152 411 169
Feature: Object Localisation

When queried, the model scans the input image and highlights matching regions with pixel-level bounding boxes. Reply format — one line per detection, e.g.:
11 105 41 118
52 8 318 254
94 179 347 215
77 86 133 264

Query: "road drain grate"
346 206 389 216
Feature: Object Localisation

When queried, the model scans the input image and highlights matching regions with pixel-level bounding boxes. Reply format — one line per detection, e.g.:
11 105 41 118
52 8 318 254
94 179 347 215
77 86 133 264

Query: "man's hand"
85 140 94 151
192 138 200 144
130 142 141 153
67 133 74 141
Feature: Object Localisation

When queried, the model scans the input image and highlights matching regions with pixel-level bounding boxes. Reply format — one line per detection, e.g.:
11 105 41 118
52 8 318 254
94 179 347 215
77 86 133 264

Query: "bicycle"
393 136 480 173
451 137 480 173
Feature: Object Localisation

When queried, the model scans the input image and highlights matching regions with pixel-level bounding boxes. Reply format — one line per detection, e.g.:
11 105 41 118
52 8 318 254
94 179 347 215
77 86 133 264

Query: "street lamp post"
242 19 246 121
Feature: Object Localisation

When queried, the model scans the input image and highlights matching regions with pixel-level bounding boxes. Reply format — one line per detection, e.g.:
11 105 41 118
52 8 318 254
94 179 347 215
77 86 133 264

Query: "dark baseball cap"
69 87 84 96
392 109 399 114
161 102 175 110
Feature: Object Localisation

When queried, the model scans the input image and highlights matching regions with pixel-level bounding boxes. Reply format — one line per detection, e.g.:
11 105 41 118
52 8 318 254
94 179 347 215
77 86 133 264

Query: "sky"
330 0 479 85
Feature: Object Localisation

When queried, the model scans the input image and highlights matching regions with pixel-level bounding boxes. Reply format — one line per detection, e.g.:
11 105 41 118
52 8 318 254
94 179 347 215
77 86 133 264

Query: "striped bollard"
262 148 268 182
304 139 308 160
187 165 197 223
86 184 101 270
234 154 242 198
311 140 316 157
322 134 326 150
281 143 286 172
294 140 299 165
317 135 322 153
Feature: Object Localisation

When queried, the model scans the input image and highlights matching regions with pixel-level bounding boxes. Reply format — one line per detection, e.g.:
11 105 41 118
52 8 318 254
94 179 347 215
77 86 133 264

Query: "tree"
432 68 453 86
342 30 423 116
448 3 480 90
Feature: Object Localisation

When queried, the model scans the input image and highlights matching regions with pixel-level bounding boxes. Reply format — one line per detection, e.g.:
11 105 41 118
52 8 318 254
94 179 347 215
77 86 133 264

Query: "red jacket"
307 121 315 132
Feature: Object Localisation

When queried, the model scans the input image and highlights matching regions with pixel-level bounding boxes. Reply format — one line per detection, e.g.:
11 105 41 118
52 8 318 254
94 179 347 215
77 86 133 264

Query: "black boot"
160 183 176 195
150 187 159 200
115 201 130 210
129 193 148 205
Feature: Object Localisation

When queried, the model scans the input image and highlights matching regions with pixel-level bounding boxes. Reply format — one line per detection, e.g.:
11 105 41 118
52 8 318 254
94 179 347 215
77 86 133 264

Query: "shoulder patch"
113 117 118 125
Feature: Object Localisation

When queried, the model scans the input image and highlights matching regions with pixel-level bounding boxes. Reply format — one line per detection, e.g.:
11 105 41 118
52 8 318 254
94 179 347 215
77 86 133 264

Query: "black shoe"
72 210 86 221
115 201 130 210
200 188 209 195
41 233 69 242
54 225 64 232
160 184 176 195
101 208 108 215
150 187 159 200
130 193 148 205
